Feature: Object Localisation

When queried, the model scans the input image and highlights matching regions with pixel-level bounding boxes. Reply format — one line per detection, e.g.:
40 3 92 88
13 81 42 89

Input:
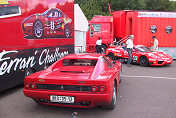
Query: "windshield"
42 9 50 15
0 6 21 18
136 46 152 52
93 24 101 32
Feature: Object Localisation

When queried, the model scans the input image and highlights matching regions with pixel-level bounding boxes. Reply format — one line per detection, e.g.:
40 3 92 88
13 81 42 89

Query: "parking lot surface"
0 61 176 118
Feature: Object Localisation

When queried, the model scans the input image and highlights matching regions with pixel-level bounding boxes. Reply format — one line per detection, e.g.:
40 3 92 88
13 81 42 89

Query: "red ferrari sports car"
21 8 72 39
106 45 173 66
23 53 122 109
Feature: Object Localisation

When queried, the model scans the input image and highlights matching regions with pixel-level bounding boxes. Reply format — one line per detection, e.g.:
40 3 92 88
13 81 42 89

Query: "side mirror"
91 26 94 34
118 59 124 63
91 26 93 31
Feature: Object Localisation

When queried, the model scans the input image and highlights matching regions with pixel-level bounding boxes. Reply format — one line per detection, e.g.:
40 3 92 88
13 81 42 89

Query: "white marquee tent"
74 4 88 53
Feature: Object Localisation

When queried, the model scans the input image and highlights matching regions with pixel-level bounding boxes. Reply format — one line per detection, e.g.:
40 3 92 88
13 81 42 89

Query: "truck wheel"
33 20 44 39
44 63 51 70
102 82 117 110
120 68 122 83
101 45 107 54
25 68 35 77
64 25 70 38
139 56 149 67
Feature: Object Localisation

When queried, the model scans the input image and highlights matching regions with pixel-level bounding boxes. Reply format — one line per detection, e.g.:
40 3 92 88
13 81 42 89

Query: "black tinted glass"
0 6 20 16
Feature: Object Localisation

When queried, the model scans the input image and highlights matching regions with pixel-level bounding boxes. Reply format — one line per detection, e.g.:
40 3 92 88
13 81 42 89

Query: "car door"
47 10 62 33
121 46 129 59
132 47 138 62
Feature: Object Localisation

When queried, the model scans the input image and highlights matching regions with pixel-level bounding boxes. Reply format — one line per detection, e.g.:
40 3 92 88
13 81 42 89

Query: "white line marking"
122 75 176 80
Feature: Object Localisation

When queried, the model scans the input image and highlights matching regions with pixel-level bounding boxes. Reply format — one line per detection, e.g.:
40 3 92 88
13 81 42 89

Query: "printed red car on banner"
21 8 72 39
23 53 122 109
106 45 173 66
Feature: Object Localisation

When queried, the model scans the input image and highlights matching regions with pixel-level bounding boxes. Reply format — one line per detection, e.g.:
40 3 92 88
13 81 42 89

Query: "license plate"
50 95 74 103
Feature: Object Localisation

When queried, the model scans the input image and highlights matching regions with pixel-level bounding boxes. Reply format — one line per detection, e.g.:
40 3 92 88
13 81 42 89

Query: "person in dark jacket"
96 37 102 54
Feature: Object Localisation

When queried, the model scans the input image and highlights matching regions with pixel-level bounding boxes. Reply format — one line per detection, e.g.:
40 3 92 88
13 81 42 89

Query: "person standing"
152 36 159 51
96 37 102 54
126 35 134 67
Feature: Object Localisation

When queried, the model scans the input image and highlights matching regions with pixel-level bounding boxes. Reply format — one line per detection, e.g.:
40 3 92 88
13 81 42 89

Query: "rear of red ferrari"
23 82 113 108
23 59 115 108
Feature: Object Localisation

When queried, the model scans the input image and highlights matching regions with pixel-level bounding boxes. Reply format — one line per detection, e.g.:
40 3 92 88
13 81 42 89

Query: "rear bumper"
23 89 112 108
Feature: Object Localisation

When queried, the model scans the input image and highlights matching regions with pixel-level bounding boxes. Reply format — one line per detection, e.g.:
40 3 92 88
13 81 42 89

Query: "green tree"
145 0 174 11
75 0 111 20
111 0 146 11
75 0 176 20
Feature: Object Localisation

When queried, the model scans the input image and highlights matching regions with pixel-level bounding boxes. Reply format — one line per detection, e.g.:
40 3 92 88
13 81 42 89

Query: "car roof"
62 53 105 60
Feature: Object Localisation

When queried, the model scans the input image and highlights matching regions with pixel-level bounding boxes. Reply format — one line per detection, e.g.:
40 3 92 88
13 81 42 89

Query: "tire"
32 98 40 104
108 52 115 60
101 45 107 54
33 20 44 39
102 82 117 110
64 24 70 38
120 68 122 84
139 56 149 67
44 63 51 70
25 68 35 77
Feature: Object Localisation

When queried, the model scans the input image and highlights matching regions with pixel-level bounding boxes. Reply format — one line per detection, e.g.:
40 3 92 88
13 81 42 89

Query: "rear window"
63 59 97 66
0 6 21 18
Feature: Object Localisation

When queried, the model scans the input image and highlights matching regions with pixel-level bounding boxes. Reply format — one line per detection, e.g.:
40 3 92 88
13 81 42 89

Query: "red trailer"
0 0 74 92
87 10 176 59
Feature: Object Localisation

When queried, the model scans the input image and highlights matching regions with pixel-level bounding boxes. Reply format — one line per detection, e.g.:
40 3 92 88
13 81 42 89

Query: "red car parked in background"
23 53 122 109
22 8 72 39
106 45 173 66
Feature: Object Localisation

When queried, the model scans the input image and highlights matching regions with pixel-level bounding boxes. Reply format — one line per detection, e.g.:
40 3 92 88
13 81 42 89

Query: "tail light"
99 86 107 92
30 83 36 89
25 82 30 89
24 82 36 89
91 86 98 92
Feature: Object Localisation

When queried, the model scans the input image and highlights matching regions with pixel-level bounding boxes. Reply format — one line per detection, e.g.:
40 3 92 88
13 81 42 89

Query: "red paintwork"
86 16 114 52
22 8 72 38
0 0 74 51
124 11 176 47
0 0 74 92
106 45 173 66
87 10 176 52
23 53 122 108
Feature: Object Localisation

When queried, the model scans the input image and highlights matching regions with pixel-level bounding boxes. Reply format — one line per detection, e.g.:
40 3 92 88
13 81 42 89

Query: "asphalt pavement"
0 61 176 118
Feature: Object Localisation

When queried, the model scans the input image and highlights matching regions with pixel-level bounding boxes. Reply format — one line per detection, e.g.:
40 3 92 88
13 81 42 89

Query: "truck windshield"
93 24 101 32
0 6 21 18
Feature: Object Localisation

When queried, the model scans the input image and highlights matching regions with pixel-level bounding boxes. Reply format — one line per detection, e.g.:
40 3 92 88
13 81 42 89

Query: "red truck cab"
86 16 114 52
